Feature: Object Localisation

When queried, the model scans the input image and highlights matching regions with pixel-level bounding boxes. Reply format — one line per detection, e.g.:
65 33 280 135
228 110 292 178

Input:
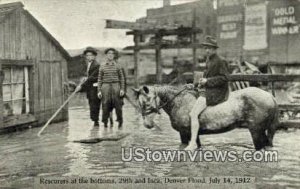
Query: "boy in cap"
186 36 230 150
76 47 101 126
97 48 125 128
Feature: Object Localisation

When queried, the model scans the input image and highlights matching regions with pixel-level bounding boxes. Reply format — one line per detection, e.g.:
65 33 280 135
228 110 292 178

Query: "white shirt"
87 61 92 76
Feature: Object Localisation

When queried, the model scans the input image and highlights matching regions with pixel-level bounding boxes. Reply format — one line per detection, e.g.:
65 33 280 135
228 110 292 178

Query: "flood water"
0 92 299 188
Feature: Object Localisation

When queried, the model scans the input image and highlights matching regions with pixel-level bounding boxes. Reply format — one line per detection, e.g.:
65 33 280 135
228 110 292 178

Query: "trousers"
100 83 123 124
87 87 101 122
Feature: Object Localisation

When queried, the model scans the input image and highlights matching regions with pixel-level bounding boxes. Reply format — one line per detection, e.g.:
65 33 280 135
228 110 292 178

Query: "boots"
118 121 123 128
94 121 99 127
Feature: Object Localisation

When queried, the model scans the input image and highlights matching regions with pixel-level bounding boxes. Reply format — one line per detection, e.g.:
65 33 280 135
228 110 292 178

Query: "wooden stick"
124 95 139 110
37 80 84 137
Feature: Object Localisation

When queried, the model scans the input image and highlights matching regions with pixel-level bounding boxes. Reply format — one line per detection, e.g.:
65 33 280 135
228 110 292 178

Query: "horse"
132 85 279 150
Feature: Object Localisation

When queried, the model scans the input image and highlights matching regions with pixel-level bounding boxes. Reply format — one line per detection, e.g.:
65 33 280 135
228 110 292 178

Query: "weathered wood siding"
0 63 3 127
0 8 68 125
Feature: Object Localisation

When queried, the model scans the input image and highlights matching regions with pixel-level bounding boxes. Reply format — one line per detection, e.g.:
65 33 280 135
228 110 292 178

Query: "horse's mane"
153 85 180 93
152 85 199 98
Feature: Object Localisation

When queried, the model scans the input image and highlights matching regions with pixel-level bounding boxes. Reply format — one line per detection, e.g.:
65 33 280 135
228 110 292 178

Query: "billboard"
271 3 299 36
217 0 244 59
268 0 300 63
243 3 268 50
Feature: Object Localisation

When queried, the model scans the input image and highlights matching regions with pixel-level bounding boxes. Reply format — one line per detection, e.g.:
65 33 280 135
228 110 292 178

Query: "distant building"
0 2 70 131
135 0 300 74
137 0 216 44
133 0 217 82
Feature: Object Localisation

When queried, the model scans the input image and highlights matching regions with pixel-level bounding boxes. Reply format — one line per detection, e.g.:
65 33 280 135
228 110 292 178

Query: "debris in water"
72 133 130 144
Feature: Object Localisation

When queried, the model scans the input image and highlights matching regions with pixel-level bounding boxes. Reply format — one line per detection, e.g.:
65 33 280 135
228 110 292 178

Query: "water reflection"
64 93 300 188
0 92 299 188
65 126 92 176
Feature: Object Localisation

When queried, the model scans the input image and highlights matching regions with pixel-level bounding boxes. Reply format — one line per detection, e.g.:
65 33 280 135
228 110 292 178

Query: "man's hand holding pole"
75 77 87 92
198 78 207 86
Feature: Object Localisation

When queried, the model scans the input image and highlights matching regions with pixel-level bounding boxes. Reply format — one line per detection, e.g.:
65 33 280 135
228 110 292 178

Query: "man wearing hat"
97 48 125 128
186 36 230 150
76 47 101 126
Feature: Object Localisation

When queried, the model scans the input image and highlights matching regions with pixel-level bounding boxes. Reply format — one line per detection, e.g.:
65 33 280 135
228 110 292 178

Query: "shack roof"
0 2 20 22
0 2 71 60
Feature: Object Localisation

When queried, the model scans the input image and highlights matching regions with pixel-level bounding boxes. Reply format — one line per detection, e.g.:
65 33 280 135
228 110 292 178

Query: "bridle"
139 91 161 117
139 87 187 117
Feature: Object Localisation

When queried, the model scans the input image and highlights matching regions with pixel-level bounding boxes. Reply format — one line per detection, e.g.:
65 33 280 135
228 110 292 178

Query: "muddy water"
0 92 299 188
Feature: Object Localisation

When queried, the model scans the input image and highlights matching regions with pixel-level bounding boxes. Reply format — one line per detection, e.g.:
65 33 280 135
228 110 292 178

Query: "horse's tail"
266 96 279 147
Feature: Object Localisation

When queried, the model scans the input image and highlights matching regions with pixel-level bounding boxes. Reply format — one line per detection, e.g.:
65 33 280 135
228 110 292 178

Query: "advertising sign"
243 3 268 50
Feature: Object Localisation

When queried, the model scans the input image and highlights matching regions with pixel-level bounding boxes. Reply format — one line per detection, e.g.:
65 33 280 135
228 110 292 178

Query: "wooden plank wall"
60 59 68 120
0 64 3 127
0 8 68 125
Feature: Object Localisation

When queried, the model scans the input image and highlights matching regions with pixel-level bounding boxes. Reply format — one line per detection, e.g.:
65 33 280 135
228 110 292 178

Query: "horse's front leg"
180 131 190 144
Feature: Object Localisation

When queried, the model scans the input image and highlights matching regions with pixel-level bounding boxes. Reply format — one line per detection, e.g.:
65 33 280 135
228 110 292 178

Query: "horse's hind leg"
265 122 277 147
266 126 275 147
249 128 269 150
266 108 279 147
196 137 201 148
180 132 189 144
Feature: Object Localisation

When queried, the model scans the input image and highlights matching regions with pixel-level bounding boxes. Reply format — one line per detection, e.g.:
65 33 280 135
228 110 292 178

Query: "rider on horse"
187 36 230 150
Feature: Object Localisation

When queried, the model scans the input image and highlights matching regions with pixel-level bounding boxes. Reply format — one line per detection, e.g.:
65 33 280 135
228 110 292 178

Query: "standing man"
76 47 101 126
97 48 125 128
185 36 230 150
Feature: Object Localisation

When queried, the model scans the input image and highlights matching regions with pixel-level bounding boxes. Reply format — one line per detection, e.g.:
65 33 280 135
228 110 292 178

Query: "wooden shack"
0 2 70 131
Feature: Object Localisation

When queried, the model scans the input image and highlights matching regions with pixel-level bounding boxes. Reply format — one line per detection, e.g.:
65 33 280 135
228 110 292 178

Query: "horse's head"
132 86 161 129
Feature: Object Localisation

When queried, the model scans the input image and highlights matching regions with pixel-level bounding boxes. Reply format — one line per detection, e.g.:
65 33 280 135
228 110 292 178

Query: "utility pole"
155 34 163 84
192 7 197 72
133 34 140 88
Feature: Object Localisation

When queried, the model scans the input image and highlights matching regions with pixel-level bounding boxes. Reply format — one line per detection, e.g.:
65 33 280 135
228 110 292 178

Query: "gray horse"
132 85 279 150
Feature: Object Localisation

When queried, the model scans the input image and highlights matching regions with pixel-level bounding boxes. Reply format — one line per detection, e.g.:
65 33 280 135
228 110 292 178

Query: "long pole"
155 34 162 84
37 79 86 137
124 95 139 110
192 7 197 71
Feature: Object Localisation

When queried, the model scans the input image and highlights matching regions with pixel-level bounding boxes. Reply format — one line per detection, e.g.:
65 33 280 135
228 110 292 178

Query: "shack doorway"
38 60 64 120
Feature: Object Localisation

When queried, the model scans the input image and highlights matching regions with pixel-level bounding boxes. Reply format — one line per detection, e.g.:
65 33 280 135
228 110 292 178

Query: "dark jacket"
203 54 229 106
81 60 100 99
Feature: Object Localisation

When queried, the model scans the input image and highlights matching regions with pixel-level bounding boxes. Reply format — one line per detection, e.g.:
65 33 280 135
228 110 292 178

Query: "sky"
0 0 197 50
